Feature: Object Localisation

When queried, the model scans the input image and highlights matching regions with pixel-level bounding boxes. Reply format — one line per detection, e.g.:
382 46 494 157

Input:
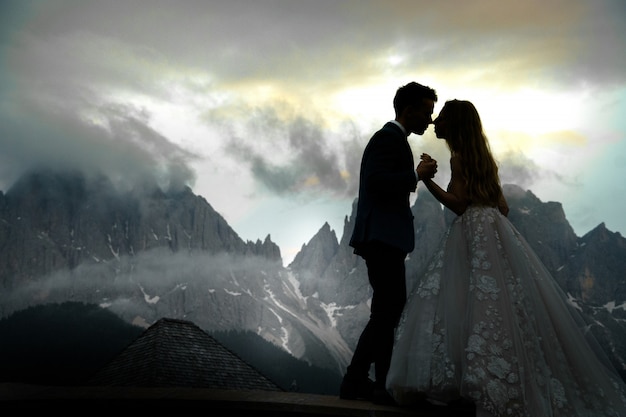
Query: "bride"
386 99 626 416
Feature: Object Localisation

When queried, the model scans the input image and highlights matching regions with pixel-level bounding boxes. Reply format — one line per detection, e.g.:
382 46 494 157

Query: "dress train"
386 206 626 416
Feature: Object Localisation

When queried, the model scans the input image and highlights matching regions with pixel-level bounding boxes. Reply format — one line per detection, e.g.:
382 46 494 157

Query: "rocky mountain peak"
0 169 282 290
288 222 339 298
554 221 626 304
584 222 624 243
246 234 282 263
2 169 626 377
289 223 338 272
503 184 577 272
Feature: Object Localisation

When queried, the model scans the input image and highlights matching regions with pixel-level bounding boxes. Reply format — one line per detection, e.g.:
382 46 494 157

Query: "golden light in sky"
1 0 624 264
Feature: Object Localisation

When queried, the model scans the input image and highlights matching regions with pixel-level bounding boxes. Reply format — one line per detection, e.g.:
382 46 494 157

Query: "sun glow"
472 88 587 136
330 84 396 128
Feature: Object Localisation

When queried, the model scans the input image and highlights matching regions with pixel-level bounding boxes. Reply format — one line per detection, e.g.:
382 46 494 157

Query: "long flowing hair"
442 100 502 206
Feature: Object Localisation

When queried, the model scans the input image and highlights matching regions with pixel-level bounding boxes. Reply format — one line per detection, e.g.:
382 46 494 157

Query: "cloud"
218 105 360 199
1 248 282 320
1 0 624 246
370 1 626 90
0 94 198 193
6 0 625 94
497 152 542 189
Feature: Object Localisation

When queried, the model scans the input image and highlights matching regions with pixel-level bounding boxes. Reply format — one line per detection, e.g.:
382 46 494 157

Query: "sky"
0 0 625 266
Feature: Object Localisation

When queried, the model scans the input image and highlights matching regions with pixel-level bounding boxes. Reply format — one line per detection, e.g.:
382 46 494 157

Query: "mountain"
1 170 625 379
289 184 626 376
0 169 352 374
0 169 281 291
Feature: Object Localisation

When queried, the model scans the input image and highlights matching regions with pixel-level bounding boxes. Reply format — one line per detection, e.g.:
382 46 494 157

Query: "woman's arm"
422 155 469 216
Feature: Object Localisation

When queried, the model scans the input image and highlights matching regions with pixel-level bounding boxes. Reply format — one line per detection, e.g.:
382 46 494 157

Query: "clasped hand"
416 153 437 180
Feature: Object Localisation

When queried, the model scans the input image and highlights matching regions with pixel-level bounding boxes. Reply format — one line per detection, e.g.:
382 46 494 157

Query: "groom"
341 82 438 405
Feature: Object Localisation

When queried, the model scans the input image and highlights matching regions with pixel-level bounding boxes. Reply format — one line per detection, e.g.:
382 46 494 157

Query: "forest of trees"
0 302 342 394
0 302 143 385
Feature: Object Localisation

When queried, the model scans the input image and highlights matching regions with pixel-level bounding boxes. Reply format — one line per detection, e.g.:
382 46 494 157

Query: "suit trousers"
346 241 407 387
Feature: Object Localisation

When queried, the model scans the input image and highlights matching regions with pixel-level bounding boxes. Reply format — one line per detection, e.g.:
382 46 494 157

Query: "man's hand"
417 154 437 180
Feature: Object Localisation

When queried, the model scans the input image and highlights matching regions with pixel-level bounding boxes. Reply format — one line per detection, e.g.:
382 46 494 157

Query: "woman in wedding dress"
386 99 626 416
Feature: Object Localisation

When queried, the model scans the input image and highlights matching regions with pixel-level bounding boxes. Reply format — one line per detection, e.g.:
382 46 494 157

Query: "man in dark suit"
340 82 438 405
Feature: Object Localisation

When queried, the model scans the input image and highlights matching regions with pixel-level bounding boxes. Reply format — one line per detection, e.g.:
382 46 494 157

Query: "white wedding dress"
386 206 626 416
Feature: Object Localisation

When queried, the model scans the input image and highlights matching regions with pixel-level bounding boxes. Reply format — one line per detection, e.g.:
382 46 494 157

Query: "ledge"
1 383 468 416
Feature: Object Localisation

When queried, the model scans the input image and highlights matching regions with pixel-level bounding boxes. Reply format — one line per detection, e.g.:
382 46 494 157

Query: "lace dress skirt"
386 206 626 417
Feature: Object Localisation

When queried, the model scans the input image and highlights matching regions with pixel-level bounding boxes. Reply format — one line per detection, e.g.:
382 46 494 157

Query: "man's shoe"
339 376 374 400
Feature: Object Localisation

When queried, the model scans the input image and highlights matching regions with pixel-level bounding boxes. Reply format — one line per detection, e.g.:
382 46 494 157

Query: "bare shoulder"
450 154 463 171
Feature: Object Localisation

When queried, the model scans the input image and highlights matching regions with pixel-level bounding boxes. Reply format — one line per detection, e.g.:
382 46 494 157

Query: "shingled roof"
88 317 283 392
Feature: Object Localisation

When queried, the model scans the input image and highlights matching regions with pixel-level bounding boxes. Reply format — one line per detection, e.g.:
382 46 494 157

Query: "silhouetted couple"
341 81 626 417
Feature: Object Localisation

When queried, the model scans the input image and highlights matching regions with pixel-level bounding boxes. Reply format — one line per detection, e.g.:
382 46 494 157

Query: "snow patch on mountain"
605 301 626 313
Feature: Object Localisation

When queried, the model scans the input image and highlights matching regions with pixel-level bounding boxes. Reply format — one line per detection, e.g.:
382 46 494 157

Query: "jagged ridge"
2 171 626 376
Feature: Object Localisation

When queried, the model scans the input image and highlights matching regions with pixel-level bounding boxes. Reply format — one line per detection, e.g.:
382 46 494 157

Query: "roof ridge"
88 317 283 391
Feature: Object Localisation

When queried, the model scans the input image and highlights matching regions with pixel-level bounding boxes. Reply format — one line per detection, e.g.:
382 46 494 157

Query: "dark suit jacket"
349 122 418 255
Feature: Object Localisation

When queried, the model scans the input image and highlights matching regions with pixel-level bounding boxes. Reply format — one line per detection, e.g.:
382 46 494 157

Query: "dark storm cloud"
223 111 360 198
12 0 623 92
0 95 198 193
1 0 624 247
286 118 351 192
